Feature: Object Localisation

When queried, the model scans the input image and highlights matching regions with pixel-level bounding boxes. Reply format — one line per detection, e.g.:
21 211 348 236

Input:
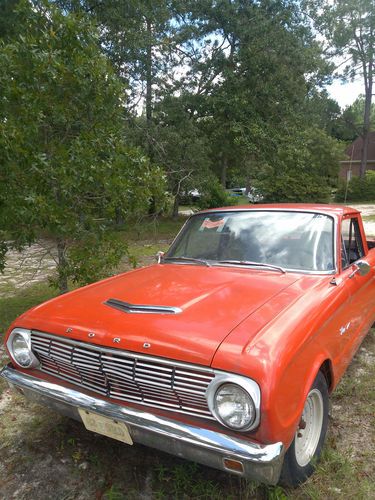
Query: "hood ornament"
156 251 165 264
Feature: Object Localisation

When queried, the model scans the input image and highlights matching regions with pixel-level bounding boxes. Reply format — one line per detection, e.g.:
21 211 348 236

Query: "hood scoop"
104 298 182 315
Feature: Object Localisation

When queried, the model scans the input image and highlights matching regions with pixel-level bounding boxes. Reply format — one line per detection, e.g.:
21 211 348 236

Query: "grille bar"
30 331 215 420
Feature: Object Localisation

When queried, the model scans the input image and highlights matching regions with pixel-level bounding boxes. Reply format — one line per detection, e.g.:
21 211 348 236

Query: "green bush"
198 180 238 209
259 170 331 203
336 171 375 202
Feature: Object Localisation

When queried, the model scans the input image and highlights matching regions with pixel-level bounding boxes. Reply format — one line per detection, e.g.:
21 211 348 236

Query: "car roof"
199 203 360 217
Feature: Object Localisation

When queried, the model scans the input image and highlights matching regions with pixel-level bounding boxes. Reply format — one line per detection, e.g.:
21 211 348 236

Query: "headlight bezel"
6 328 40 369
206 373 261 432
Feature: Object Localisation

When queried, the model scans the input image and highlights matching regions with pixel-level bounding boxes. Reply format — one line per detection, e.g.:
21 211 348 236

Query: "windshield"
167 211 335 272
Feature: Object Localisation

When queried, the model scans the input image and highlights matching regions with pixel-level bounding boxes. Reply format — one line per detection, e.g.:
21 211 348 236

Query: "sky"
327 78 363 109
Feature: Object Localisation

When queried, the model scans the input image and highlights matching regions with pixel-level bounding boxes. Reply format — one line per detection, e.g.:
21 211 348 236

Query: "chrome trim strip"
6 328 40 369
31 331 215 373
1 365 284 484
105 298 182 315
206 374 261 432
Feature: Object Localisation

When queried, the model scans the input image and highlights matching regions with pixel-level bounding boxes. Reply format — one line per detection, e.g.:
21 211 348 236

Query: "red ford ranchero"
1 204 375 486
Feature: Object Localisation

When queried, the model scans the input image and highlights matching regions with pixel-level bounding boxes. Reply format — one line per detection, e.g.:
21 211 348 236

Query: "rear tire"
280 371 329 487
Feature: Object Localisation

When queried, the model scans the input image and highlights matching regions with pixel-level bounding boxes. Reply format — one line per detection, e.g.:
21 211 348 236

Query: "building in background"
339 132 375 179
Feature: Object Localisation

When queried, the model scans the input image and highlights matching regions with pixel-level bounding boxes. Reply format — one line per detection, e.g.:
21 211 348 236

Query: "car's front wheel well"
319 359 333 393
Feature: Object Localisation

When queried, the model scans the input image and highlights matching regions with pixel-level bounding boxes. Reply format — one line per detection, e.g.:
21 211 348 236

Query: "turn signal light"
223 458 244 473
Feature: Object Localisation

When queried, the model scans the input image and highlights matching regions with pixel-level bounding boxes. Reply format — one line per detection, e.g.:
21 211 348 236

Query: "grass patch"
233 195 251 205
296 446 374 499
0 282 57 338
126 242 170 265
119 216 184 243
151 462 287 499
362 214 375 223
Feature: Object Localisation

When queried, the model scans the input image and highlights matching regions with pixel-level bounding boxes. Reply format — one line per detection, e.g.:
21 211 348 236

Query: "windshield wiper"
163 256 212 267
217 260 286 274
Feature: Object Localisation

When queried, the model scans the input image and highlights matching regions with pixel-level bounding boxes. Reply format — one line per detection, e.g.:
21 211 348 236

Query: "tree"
178 0 333 191
151 94 211 218
0 0 165 293
49 0 338 202
257 126 343 203
332 95 375 141
305 90 342 137
307 0 375 177
0 0 20 39
53 0 184 158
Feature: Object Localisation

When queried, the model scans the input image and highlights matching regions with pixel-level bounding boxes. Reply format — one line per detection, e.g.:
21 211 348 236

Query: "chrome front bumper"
0 365 284 484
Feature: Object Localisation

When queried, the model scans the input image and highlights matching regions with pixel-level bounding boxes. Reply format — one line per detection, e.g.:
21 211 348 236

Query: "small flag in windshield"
199 217 226 232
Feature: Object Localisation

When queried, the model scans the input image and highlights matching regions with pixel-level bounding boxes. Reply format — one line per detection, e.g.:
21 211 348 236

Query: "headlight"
215 383 255 429
6 328 39 368
206 374 260 432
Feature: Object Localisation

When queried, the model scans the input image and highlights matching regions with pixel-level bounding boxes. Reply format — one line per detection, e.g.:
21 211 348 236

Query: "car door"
336 215 375 373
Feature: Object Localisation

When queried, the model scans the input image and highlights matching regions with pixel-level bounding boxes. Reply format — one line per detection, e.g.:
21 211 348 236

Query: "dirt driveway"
351 204 375 236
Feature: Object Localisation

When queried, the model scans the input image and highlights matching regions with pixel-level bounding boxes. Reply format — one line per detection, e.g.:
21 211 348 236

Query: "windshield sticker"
199 217 227 232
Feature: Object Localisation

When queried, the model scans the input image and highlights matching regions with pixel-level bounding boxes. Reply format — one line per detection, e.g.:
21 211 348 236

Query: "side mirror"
156 251 165 264
349 260 371 278
357 260 371 276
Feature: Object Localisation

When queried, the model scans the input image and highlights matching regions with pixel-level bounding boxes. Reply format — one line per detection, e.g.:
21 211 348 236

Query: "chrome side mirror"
349 260 371 278
357 260 371 276
156 251 165 264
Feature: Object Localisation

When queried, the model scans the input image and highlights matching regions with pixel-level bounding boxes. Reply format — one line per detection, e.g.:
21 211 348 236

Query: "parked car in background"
227 186 264 203
2 204 375 487
227 187 246 196
188 189 201 201
180 188 201 204
247 186 264 203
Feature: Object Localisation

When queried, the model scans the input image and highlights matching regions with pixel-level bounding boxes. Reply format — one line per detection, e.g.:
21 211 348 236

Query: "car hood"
16 264 302 365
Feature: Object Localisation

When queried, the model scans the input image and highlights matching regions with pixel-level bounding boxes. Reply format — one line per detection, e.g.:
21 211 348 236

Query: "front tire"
280 371 329 487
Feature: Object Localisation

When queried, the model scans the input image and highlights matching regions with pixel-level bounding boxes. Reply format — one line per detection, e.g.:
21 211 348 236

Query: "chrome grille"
30 331 215 420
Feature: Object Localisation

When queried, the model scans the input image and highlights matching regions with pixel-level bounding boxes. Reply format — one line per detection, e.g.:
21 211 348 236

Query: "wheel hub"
294 389 324 467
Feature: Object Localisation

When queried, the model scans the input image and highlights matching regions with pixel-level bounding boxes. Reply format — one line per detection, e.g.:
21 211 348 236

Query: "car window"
341 217 364 269
167 211 335 272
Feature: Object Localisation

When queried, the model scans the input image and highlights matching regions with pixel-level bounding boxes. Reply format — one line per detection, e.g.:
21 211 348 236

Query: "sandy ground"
0 241 56 297
351 204 375 236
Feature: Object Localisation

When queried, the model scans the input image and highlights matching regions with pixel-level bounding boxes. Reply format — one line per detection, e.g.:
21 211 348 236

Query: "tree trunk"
172 194 179 220
146 16 153 160
56 238 68 294
360 88 372 178
360 60 373 179
145 16 157 216
245 156 254 193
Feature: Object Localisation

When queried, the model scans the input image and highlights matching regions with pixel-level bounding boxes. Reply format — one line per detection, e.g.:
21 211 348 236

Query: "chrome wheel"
294 388 324 467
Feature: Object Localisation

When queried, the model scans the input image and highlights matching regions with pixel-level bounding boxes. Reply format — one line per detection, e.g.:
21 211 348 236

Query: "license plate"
78 409 133 445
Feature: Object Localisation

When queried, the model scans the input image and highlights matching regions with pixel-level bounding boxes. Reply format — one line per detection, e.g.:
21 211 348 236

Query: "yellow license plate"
78 409 133 445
